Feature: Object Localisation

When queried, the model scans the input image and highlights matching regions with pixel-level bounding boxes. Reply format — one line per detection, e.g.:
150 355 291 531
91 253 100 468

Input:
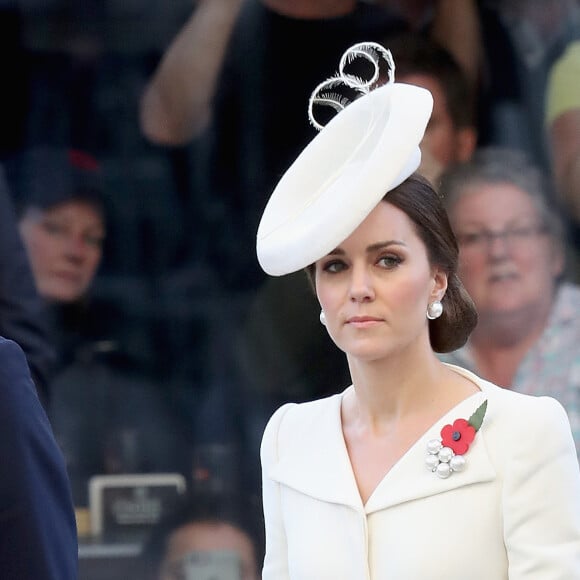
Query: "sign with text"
89 473 186 539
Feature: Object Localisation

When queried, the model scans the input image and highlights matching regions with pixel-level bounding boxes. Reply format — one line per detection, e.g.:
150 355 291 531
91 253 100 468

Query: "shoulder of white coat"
260 394 341 465
479 379 575 458
447 365 570 432
446 365 574 456
483 379 568 422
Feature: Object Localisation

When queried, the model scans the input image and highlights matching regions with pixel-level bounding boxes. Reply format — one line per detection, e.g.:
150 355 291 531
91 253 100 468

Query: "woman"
439 147 580 455
11 147 114 506
256 43 580 578
11 147 181 509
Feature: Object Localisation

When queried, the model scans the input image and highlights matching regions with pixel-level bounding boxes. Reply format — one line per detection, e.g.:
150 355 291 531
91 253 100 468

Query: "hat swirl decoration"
308 42 395 131
256 41 433 276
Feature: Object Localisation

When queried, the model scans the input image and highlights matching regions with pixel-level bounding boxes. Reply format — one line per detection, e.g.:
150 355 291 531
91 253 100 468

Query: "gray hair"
439 147 564 244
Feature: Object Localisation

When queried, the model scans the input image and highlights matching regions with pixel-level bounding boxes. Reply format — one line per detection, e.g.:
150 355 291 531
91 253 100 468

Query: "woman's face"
314 201 446 362
448 182 563 320
19 200 105 303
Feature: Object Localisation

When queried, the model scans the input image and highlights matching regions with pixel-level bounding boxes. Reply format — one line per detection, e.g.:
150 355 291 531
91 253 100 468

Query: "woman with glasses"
440 147 580 456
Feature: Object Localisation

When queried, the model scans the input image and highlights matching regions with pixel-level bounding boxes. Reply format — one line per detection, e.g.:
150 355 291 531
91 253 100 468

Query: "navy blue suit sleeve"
0 337 77 579
0 170 56 404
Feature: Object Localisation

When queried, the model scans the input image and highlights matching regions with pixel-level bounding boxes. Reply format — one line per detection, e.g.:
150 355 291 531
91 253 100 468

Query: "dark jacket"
0 336 78 579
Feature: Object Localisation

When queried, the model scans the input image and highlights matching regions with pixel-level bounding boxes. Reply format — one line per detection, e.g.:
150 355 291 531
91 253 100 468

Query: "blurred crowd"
1 0 580 578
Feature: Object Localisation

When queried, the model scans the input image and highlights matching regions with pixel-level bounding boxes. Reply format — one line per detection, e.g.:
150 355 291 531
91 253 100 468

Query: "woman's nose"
486 232 511 260
348 265 375 302
64 235 89 261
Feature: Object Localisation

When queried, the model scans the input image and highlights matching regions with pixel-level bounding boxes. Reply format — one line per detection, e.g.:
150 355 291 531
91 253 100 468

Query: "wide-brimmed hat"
256 42 433 276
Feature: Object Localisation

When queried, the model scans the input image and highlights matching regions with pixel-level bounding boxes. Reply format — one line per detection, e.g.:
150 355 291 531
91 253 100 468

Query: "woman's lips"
53 271 82 284
346 316 383 328
488 271 518 283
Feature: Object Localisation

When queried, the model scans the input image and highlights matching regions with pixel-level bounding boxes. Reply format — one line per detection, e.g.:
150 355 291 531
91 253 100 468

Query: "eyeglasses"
455 224 548 251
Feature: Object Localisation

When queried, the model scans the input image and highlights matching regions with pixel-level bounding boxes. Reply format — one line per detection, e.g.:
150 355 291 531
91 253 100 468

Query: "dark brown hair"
306 173 478 353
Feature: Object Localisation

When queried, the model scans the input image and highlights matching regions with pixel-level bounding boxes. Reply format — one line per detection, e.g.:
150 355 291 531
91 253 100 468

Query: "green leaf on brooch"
468 400 488 432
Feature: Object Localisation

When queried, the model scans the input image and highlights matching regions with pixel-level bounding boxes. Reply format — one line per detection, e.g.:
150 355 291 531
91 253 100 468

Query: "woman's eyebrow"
366 240 406 252
325 240 407 257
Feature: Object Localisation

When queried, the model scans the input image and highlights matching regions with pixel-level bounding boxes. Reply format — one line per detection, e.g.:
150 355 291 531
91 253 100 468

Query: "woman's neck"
345 346 474 433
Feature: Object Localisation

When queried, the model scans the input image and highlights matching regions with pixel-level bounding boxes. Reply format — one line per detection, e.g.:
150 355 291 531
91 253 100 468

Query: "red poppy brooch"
425 400 488 479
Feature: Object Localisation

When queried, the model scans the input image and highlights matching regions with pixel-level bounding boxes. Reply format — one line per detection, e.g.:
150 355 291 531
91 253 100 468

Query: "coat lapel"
268 388 496 513
268 392 363 510
365 392 496 513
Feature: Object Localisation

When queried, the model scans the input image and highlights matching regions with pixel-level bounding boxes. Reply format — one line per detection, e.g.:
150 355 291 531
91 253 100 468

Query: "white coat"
260 365 580 579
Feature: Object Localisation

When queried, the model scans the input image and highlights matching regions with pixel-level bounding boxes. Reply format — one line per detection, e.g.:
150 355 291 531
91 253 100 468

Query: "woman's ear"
431 268 448 302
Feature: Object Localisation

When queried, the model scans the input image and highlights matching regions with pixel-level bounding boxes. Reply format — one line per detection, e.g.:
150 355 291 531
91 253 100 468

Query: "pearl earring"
319 310 326 326
427 300 443 320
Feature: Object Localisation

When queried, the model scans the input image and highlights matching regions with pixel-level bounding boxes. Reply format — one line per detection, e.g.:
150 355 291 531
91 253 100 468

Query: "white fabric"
260 365 580 579
256 82 432 276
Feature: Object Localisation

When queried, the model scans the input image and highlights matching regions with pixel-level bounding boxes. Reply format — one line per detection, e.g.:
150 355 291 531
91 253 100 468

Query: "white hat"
256 43 433 276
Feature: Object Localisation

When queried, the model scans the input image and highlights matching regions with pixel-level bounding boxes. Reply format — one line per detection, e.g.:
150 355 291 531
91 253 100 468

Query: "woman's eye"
322 260 346 273
42 221 67 236
84 234 104 248
378 255 402 268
